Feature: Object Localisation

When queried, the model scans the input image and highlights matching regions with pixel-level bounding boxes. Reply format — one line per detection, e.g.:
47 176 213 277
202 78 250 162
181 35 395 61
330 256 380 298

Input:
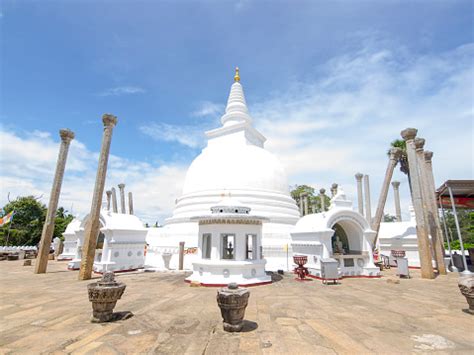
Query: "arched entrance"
331 223 349 254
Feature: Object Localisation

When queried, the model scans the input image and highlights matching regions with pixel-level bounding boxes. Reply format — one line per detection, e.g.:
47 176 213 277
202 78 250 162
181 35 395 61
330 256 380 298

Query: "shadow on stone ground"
269 272 283 282
240 320 258 332
111 311 134 322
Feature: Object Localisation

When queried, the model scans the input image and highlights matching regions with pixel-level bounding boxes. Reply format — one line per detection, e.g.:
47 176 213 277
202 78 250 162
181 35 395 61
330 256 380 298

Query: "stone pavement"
0 260 473 354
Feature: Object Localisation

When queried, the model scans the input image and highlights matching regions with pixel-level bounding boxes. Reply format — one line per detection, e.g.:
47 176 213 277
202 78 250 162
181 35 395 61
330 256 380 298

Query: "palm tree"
388 139 412 193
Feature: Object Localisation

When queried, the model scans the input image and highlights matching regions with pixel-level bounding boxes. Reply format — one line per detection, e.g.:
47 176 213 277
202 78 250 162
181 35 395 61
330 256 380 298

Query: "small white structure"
58 218 81 261
378 206 430 268
290 189 380 280
145 70 299 272
185 197 272 286
67 209 147 273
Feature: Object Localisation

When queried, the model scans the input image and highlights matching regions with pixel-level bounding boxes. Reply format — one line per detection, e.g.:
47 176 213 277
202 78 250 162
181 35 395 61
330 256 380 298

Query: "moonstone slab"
216 283 250 332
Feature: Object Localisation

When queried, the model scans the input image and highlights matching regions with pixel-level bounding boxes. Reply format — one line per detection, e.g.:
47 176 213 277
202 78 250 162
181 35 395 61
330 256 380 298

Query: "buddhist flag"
0 211 14 227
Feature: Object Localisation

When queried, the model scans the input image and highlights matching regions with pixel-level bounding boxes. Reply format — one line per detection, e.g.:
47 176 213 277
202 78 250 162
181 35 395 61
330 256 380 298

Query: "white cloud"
192 101 224 118
139 122 205 149
252 40 473 219
98 86 146 97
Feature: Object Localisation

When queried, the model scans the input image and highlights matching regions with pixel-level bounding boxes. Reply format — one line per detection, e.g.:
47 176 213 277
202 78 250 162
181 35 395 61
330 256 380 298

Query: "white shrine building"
67 207 147 273
145 69 300 271
185 196 271 286
57 218 81 261
290 189 380 279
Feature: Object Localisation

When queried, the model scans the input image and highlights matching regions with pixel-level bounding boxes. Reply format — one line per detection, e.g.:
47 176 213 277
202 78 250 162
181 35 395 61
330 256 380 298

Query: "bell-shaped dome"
182 144 290 195
166 69 299 225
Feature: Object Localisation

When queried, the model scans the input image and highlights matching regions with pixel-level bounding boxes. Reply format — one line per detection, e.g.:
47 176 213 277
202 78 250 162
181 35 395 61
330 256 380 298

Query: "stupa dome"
182 144 290 195
166 68 300 225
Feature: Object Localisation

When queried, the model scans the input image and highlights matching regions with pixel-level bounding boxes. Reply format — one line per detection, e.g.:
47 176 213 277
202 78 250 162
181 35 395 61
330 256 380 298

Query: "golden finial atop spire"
234 67 240 82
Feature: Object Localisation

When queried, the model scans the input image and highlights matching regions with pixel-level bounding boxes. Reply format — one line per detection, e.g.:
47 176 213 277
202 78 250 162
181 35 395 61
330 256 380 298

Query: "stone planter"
162 252 172 269
216 283 249 332
458 276 474 314
87 272 126 323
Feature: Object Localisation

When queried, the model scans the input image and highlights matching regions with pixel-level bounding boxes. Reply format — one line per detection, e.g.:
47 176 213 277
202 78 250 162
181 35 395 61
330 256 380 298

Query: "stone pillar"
401 128 434 279
35 129 75 274
118 183 126 214
299 193 305 216
319 188 326 212
178 241 185 270
363 175 372 225
373 148 402 233
424 151 444 244
79 114 117 281
355 173 364 215
331 183 338 197
391 181 402 222
128 192 134 215
111 187 118 213
414 139 446 275
304 194 309 216
106 190 112 211
424 151 447 276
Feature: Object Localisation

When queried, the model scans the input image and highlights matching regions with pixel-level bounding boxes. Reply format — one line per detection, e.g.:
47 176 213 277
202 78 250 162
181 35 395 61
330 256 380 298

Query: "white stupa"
145 68 300 270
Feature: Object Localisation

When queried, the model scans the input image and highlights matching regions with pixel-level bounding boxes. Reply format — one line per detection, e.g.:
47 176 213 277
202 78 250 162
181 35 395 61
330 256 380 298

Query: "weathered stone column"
128 192 134 215
424 151 447 276
106 190 112 211
178 241 185 270
424 151 445 245
304 194 309 216
111 187 118 213
331 183 338 197
355 173 364 215
363 175 372 225
79 114 117 281
319 188 326 212
299 192 306 216
414 139 446 275
391 181 402 221
35 129 75 274
401 128 434 279
118 183 126 214
373 148 402 232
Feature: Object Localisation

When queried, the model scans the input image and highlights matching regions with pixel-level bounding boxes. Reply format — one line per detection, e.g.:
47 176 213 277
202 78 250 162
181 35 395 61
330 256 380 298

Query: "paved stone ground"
0 260 473 354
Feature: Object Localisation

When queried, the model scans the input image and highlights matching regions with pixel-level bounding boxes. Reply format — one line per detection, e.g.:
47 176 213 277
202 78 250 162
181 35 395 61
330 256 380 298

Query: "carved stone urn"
87 271 126 323
458 276 474 314
216 283 250 332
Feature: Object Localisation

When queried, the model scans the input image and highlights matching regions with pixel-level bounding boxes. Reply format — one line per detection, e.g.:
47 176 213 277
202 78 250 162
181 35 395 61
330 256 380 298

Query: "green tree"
383 213 397 222
0 196 73 246
389 139 411 192
290 184 331 213
441 209 474 249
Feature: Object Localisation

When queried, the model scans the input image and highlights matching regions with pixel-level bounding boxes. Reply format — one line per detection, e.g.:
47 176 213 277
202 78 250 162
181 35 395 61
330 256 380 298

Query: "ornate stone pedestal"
216 283 249 332
458 276 474 314
87 272 126 323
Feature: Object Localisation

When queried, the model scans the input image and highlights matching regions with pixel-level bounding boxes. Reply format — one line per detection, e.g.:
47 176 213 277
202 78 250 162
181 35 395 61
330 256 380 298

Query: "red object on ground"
293 255 309 280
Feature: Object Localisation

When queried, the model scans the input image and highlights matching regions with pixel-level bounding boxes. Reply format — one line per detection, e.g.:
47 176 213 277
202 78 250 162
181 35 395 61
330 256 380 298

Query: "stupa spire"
234 67 240 82
221 67 251 126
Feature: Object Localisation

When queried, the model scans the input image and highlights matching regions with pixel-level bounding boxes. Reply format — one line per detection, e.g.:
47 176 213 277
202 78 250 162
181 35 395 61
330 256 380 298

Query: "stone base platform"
1 259 473 354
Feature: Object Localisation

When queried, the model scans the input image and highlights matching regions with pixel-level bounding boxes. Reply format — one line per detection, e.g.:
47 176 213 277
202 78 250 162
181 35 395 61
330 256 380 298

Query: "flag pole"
5 213 14 246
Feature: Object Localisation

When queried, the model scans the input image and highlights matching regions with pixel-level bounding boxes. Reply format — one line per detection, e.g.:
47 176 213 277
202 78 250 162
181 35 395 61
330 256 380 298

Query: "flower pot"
87 272 126 323
458 276 474 314
216 283 250 332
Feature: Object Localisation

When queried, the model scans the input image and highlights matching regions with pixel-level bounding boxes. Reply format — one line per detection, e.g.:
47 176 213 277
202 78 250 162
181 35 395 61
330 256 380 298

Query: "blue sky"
1 1 473 223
